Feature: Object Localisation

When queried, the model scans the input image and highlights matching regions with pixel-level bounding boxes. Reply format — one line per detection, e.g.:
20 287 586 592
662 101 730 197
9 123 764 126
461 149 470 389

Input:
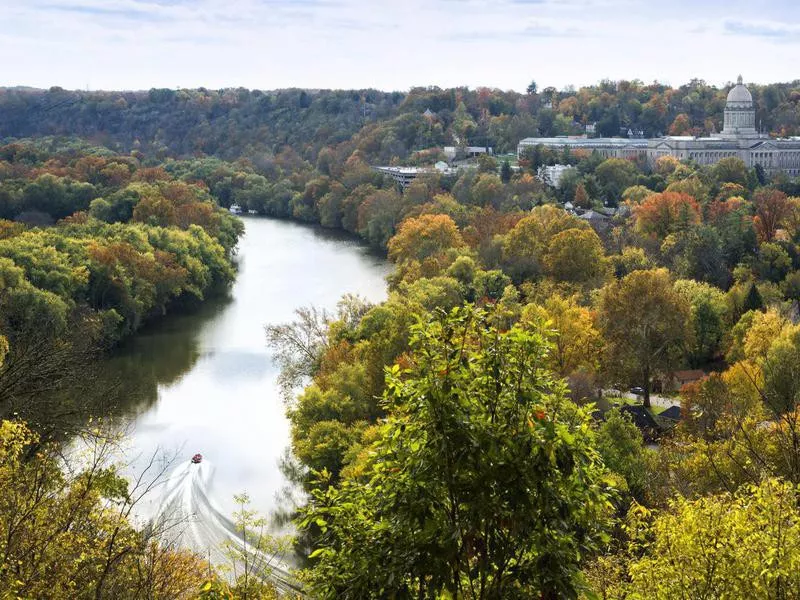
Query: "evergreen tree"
743 282 764 313
500 159 512 183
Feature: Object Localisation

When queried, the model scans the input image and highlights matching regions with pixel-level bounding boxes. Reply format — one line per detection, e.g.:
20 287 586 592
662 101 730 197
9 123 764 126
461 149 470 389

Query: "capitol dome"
727 75 753 105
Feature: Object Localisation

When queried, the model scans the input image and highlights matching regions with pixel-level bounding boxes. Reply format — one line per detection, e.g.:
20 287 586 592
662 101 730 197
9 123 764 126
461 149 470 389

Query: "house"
577 209 611 233
659 405 682 421
619 405 661 442
662 369 705 393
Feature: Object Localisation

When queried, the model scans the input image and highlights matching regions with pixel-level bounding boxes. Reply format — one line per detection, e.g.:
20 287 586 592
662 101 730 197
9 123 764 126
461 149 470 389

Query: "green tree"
712 156 749 186
596 408 651 503
594 158 639 206
598 269 692 407
674 279 729 366
500 160 512 184
221 493 286 599
300 306 614 599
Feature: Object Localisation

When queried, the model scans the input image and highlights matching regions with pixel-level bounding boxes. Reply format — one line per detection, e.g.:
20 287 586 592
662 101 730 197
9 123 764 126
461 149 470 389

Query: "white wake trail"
149 459 301 595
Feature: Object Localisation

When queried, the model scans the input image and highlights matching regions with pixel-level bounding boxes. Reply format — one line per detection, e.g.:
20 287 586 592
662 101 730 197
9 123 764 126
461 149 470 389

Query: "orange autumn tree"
573 183 590 208
668 113 692 135
634 191 701 238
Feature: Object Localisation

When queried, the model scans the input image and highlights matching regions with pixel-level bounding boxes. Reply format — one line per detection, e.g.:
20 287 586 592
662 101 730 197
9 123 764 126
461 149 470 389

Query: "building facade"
518 76 800 178
517 136 649 161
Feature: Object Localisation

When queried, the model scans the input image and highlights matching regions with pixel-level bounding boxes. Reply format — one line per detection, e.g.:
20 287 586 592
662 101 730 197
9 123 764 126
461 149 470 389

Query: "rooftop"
519 136 648 148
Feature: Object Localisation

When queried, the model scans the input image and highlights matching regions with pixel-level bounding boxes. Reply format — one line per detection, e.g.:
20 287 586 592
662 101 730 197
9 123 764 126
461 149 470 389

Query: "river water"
97 216 390 527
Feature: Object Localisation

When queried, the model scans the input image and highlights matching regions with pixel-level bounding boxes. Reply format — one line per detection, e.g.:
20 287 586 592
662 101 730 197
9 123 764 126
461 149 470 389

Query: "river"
91 216 390 532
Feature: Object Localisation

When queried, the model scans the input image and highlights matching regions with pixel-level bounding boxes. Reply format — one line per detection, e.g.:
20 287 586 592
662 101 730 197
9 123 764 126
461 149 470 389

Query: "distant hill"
1 79 798 162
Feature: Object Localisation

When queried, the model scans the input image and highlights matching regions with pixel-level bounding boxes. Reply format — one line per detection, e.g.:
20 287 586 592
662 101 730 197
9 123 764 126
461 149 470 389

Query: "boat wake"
149 459 301 595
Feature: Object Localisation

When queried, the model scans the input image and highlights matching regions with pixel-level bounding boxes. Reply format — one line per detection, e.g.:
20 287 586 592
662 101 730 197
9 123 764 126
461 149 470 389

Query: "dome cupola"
721 75 757 138
726 75 753 106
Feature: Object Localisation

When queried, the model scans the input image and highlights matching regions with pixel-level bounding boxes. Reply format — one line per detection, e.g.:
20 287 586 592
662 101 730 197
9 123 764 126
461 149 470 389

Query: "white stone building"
537 164 575 188
518 77 800 177
647 77 800 176
517 136 649 161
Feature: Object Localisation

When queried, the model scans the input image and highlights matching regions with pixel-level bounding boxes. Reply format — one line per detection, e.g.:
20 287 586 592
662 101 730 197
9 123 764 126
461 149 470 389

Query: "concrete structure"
372 162 458 188
443 146 493 160
537 164 575 188
518 136 648 161
519 76 800 177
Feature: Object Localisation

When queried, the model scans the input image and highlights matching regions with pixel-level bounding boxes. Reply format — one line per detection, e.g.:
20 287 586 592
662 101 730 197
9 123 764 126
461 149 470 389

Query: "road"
605 390 681 409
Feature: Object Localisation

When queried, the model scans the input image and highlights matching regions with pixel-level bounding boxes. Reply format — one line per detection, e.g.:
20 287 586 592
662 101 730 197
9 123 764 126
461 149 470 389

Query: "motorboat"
191 453 203 464
229 204 243 215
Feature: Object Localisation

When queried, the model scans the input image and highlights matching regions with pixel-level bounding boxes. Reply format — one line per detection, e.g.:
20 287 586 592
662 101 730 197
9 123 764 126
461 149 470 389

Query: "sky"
1 0 799 93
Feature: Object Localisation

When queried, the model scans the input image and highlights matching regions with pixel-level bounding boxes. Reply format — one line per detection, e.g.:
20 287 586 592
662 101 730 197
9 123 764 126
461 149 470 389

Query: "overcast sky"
2 0 799 92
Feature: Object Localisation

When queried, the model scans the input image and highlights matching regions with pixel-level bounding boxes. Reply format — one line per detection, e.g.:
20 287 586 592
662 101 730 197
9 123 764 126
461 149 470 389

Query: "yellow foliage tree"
387 214 464 266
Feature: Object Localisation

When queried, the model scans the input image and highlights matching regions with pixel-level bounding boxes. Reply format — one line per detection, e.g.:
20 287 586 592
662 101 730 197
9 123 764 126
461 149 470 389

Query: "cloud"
1 0 799 92
445 21 583 41
37 2 168 20
724 20 800 41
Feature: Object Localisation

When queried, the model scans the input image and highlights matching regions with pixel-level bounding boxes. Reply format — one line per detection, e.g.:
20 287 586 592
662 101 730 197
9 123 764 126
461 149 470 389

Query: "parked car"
630 386 645 396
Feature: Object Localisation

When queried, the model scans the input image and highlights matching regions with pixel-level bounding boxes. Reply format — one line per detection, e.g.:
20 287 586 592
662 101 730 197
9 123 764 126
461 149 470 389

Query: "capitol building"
518 76 800 178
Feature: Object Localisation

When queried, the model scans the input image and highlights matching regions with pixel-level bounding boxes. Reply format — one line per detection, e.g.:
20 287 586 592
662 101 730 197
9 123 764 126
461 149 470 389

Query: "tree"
499 159 512 184
611 479 800 599
501 205 588 283
596 408 651 502
573 182 590 208
543 227 606 284
522 295 602 377
673 279 728 366
594 158 638 206
598 269 692 407
753 188 791 243
300 306 614 599
620 185 653 206
470 173 505 208
0 420 210 599
633 191 701 238
665 175 709 203
754 242 792 283
610 247 653 279
387 214 465 265
526 80 538 95
713 156 749 186
668 113 691 135
477 154 498 174
221 494 286 599
742 281 765 313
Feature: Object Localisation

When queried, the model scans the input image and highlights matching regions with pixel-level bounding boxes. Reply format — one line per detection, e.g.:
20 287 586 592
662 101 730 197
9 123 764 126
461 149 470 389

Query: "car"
191 453 203 464
630 386 645 396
